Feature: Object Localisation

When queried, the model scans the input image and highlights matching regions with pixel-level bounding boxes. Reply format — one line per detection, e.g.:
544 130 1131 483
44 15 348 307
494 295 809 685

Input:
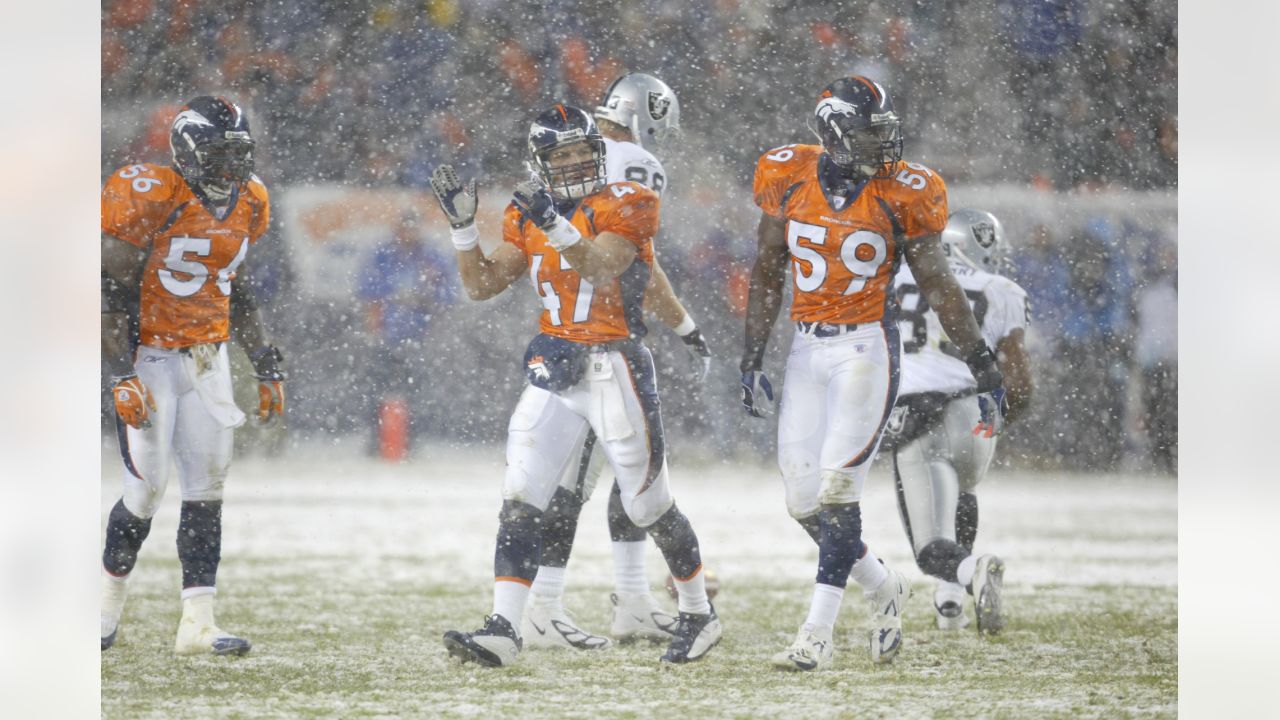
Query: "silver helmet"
594 72 680 152
940 208 1009 274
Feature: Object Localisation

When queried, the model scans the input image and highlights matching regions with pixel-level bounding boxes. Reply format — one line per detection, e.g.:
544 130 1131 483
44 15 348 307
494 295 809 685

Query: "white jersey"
894 260 1030 396
604 137 667 196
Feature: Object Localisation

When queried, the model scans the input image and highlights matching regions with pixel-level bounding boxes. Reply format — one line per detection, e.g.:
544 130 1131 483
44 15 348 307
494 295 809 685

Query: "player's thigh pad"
939 397 996 491
504 384 589 511
816 328 898 505
894 429 960 553
592 347 673 527
555 423 609 502
777 335 827 518
119 346 184 518
172 377 236 502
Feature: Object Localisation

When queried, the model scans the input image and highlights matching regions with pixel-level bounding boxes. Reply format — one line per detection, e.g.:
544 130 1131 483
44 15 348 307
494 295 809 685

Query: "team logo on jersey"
647 92 671 120
972 222 996 249
527 355 551 381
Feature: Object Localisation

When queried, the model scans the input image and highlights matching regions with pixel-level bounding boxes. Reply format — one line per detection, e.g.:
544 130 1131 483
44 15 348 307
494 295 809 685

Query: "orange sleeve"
101 164 177 247
502 204 529 254
752 148 794 218
896 164 949 239
596 184 659 247
245 177 271 242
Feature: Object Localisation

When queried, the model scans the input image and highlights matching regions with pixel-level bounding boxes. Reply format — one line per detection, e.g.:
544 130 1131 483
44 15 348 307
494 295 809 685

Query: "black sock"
816 503 864 588
957 492 979 552
916 538 969 583
177 501 222 589
607 482 647 542
103 498 152 577
797 514 823 545
539 487 583 568
646 504 702 580
494 500 543 583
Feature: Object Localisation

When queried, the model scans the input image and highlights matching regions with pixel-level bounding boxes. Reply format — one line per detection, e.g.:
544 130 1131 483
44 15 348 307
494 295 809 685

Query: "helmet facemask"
531 138 606 201
808 106 903 181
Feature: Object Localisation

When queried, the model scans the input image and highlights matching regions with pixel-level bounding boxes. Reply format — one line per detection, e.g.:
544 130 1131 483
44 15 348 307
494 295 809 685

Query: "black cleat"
659 605 722 664
443 614 522 667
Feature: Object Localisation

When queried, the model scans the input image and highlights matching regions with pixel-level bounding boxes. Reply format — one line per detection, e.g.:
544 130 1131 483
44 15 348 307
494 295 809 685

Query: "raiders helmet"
594 72 681 152
169 96 255 200
807 76 903 181
528 104 607 201
941 209 1009 274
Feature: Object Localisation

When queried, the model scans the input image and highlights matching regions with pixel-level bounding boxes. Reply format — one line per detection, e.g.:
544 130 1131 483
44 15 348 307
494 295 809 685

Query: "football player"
431 104 721 667
883 209 1033 634
523 73 711 651
100 96 285 656
740 76 1004 671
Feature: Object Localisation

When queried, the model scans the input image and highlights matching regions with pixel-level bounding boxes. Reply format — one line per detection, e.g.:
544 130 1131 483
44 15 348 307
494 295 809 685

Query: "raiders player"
100 96 284 656
883 208 1033 634
522 73 712 651
432 104 721 667
741 76 1003 670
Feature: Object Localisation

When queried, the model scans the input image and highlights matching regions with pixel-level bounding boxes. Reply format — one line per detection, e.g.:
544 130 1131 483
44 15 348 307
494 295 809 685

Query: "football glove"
741 370 775 418
973 387 1008 439
429 165 478 229
680 328 712 383
512 180 559 230
112 374 156 430
249 345 286 422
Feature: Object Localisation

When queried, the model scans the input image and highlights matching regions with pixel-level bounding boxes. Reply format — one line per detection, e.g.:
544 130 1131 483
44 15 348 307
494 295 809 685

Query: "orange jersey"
753 144 948 324
504 182 659 344
102 163 270 348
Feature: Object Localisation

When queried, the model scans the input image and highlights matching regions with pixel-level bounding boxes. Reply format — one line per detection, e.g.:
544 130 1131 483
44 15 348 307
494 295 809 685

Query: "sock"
608 483 647 542
177 501 222 589
916 538 969 583
539 486 582 567
849 546 889 592
101 571 129 637
672 566 711 615
493 579 531 627
494 500 542 583
529 565 566 605
797 514 823 545
957 554 978 588
612 541 649 595
647 504 702 581
815 503 864 587
803 583 845 629
181 585 216 601
103 498 152 577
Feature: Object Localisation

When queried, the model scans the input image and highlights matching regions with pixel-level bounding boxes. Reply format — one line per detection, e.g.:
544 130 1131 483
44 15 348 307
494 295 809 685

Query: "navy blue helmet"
807 76 903 181
527 104 606 201
169 96 255 196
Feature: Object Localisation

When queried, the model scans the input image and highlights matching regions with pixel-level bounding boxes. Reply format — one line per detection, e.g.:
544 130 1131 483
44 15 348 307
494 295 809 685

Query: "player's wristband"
450 223 479 251
544 215 582 251
673 314 697 337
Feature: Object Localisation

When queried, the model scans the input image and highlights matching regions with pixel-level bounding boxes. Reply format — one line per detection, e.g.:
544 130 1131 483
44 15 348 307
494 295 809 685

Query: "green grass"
100 453 1177 718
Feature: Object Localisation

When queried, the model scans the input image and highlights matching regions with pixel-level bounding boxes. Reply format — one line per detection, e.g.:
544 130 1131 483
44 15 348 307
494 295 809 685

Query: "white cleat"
443 614 522 667
522 598 611 650
771 623 834 671
174 594 251 657
660 604 722 663
101 572 129 651
865 568 911 664
934 580 971 630
610 592 679 644
971 554 1006 635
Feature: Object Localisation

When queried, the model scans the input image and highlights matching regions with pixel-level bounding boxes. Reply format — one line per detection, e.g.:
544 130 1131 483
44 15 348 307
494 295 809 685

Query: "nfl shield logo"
648 91 671 121
971 222 996 249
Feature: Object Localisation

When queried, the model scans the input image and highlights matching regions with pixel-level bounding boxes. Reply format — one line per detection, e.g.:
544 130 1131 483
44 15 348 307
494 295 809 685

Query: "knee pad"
915 538 967 583
607 482 646 542
817 468 864 506
495 500 543 582
539 487 583 568
180 473 227 503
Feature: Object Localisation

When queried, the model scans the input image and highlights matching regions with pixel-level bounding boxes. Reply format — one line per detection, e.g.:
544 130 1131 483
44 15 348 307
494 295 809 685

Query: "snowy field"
100 443 1177 718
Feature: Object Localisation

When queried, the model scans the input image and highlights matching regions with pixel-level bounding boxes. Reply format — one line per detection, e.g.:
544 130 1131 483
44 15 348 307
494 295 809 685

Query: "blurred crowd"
101 0 1178 473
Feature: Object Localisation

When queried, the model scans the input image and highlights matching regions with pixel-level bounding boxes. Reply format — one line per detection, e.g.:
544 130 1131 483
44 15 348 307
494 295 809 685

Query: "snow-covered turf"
101 445 1176 718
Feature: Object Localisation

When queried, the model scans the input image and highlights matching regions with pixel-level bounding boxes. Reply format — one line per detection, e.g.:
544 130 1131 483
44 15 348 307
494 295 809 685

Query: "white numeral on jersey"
158 236 247 298
119 164 162 193
767 145 797 162
787 222 888 295
531 253 595 325
611 184 636 198
894 163 932 191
